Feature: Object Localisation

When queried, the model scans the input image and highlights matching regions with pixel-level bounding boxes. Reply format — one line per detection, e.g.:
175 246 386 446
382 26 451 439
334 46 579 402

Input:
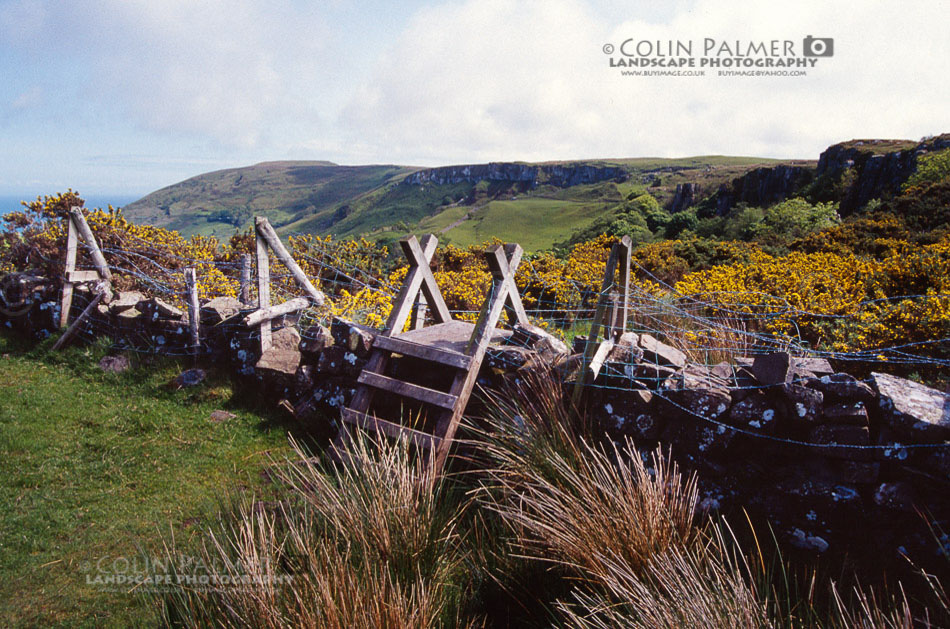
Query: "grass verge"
0 334 295 627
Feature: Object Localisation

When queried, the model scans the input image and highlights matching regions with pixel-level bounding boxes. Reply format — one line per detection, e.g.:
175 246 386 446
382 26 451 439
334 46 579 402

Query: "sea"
0 194 142 217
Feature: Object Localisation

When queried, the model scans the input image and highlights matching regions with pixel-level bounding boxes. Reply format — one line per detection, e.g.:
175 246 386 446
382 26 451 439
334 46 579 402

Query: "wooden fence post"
60 215 79 328
410 295 427 330
184 268 200 355
255 225 272 353
239 254 252 304
571 235 633 405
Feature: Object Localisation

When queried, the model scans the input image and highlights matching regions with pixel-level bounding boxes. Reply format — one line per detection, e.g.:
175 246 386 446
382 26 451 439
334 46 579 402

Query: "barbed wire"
5 229 947 454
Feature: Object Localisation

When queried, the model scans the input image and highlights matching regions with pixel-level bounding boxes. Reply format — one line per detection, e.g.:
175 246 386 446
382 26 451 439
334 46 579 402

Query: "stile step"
373 334 472 369
340 408 441 449
357 370 458 410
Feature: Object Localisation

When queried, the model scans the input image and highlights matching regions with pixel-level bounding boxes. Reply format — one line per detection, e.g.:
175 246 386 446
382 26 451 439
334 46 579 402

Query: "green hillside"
123 155 807 250
123 161 415 238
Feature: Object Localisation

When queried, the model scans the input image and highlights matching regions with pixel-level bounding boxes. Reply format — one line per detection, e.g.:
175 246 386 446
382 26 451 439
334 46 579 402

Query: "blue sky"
1 0 947 198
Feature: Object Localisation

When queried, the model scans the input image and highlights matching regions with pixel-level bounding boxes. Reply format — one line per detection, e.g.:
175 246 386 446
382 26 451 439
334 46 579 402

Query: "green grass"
0 334 296 627
424 197 614 251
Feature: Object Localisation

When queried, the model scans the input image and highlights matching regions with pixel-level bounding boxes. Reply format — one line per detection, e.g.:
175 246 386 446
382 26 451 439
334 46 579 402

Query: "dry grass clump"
472 369 769 628
557 530 770 628
157 432 475 628
157 369 948 627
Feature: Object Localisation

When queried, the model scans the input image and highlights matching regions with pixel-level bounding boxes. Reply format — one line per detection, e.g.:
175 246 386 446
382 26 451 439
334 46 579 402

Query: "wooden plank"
402 235 452 324
571 242 622 405
256 227 272 353
243 297 310 327
67 270 100 283
346 349 389 412
399 320 510 354
52 289 106 351
588 340 615 379
618 235 632 337
60 216 78 328
240 253 252 304
69 207 112 280
358 371 458 410
486 244 529 326
254 217 325 306
184 268 200 353
372 334 472 369
341 408 441 450
383 235 438 334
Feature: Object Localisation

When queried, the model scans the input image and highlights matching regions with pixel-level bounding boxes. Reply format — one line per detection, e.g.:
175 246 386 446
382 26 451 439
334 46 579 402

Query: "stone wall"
5 281 949 569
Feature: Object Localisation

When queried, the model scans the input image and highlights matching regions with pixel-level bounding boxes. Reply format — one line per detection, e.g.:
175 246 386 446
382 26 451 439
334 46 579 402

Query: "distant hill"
123 161 416 238
124 155 816 250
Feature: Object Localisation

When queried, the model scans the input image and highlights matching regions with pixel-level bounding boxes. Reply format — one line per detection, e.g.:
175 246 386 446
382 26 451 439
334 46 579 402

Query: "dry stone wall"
5 280 949 568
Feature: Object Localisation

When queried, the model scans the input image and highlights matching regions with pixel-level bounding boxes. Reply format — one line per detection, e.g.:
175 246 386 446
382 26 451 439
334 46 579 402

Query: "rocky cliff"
711 164 814 215
815 135 950 214
403 162 627 188
669 182 701 213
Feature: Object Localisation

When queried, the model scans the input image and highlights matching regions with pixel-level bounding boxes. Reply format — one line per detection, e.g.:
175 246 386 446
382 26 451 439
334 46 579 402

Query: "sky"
0 0 948 198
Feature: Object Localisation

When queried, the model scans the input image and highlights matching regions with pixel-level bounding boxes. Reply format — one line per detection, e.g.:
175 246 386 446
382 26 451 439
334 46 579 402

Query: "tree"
665 209 698 239
753 197 839 251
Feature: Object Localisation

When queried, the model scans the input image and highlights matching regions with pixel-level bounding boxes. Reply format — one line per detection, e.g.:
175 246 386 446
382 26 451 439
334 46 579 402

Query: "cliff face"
816 135 950 214
713 165 814 215
669 182 701 213
403 162 627 188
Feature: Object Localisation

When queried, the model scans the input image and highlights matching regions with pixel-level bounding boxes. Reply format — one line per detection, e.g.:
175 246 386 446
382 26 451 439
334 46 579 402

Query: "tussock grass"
158 367 949 628
474 372 698 579
157 432 476 628
472 370 768 627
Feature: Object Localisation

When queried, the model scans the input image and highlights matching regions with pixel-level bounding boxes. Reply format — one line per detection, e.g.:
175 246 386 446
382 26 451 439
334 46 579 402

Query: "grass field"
0 335 296 627
425 197 616 251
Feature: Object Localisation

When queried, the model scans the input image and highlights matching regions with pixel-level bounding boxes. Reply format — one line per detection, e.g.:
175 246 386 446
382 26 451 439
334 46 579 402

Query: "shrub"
903 148 950 191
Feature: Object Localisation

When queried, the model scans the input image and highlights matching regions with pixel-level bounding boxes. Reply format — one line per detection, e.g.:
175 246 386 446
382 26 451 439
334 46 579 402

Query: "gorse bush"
4 191 949 360
674 241 950 354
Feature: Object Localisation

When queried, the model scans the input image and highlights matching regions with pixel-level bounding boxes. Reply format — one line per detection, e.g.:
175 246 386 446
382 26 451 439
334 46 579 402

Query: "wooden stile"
251 217 327 354
334 234 531 475
58 207 113 338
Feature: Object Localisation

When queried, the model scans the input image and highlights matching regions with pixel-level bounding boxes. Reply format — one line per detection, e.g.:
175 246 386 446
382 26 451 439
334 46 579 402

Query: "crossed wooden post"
382 234 451 334
467 243 530 351
54 207 113 350
571 235 632 405
247 217 326 353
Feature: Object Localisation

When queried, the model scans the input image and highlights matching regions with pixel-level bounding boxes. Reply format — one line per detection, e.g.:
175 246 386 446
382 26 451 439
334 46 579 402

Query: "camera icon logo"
803 36 834 57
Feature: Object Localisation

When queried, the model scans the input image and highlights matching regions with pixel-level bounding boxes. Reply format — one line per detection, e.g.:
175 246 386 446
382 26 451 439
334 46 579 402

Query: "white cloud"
340 0 950 164
9 86 43 110
2 0 949 193
6 0 337 149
